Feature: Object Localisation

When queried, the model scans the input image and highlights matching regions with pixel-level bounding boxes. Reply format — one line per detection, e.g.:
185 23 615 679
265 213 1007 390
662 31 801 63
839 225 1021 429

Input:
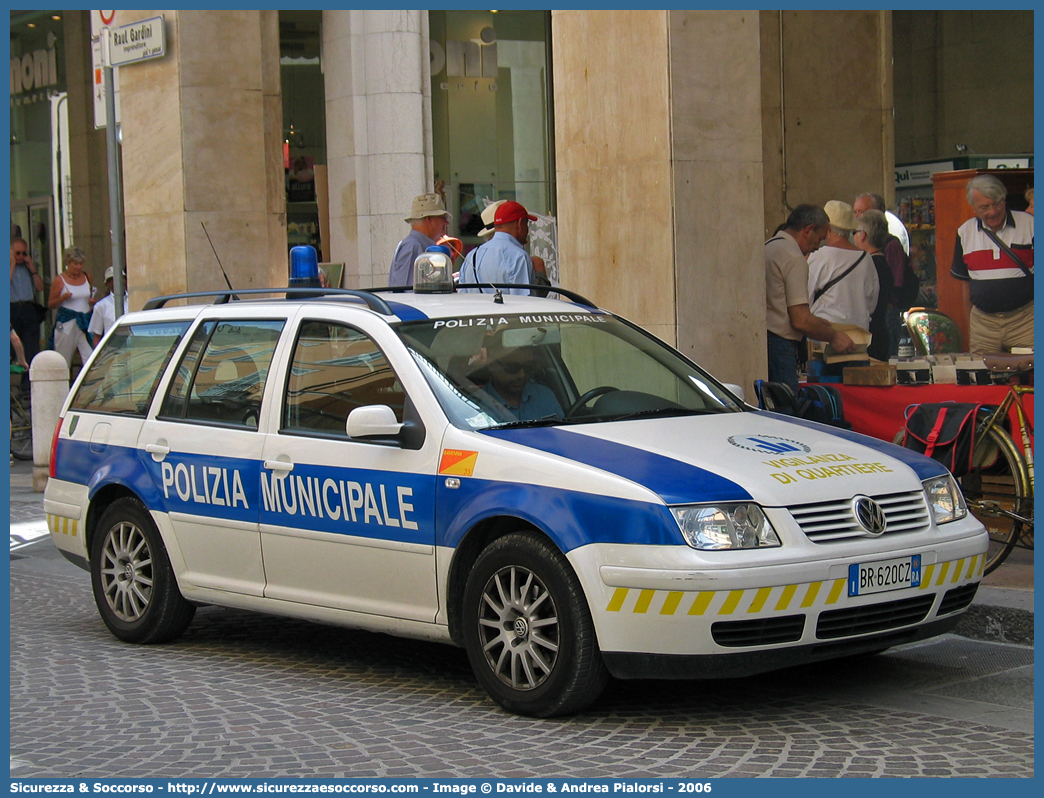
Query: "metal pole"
102 28 126 320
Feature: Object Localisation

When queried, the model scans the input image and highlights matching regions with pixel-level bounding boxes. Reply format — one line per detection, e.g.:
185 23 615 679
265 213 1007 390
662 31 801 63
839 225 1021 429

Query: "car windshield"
396 312 744 430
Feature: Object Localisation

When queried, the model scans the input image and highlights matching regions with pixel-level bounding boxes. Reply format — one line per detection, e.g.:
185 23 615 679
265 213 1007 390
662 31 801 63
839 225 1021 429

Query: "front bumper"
567 525 987 675
602 613 965 679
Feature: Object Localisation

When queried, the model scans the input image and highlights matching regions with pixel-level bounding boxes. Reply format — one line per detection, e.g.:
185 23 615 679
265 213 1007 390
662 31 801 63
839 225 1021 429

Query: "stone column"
552 10 767 391
552 11 677 344
323 10 433 289
670 10 767 389
116 9 286 310
761 11 895 225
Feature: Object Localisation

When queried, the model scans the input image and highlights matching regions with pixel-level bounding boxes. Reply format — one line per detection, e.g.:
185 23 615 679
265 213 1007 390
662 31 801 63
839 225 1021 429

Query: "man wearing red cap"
458 200 538 295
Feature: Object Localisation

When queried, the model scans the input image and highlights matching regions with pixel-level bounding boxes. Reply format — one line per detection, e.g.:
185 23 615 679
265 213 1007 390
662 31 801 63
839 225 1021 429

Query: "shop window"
429 11 554 246
280 10 325 258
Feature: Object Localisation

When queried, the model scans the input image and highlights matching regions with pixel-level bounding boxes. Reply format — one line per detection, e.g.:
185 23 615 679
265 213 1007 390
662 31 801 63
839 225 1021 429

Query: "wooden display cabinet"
932 168 1034 350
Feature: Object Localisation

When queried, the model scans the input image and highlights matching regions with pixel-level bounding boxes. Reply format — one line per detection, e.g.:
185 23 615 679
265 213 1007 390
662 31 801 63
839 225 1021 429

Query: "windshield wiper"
609 407 715 422
491 414 575 430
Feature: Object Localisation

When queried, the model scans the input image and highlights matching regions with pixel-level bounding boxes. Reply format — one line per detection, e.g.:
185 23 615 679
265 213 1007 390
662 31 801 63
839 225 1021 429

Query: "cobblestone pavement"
9 546 1033 779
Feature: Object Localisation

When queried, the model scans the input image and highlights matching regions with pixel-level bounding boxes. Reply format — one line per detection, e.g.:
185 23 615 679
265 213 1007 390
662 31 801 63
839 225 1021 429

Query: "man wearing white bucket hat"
388 193 451 286
807 200 879 331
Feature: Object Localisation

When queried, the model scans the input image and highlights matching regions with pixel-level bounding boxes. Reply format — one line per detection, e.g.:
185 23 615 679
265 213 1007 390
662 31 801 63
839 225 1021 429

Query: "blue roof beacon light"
413 245 455 293
289 245 321 288
288 244 323 298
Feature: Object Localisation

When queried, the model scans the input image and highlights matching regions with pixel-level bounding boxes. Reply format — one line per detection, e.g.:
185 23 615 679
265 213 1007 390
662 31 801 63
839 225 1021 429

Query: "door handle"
263 459 294 473
144 443 170 460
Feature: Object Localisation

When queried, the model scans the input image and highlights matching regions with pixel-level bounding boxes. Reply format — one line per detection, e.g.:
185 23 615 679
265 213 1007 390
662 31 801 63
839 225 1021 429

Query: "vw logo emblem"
853 496 887 536
513 618 529 638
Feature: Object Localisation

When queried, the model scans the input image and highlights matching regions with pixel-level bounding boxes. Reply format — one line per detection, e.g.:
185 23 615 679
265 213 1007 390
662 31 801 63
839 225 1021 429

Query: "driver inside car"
481 336 563 422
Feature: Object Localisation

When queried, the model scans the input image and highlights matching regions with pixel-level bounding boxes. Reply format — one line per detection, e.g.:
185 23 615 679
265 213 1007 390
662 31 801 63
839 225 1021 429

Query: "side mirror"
346 405 403 440
722 383 746 402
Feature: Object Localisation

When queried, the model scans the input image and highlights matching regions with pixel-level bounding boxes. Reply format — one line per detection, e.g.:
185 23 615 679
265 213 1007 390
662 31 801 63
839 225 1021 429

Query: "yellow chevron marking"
935 561 951 586
801 581 822 608
826 578 846 605
50 515 77 537
965 556 978 579
660 591 684 616
747 587 772 613
718 590 744 615
601 556 986 621
688 592 714 616
606 588 628 612
920 564 935 589
633 589 655 614
775 584 797 611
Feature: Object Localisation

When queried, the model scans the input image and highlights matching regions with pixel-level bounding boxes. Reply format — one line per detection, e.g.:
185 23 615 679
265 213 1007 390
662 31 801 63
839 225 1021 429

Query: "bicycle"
964 384 1033 574
895 383 1033 575
10 365 33 461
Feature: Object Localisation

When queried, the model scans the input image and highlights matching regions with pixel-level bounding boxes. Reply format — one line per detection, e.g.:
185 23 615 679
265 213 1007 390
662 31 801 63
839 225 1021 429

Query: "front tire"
462 532 609 717
90 497 195 644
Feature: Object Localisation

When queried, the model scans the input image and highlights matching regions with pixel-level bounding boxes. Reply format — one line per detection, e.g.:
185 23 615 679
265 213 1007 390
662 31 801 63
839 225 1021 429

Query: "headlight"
671 503 781 550
923 475 967 524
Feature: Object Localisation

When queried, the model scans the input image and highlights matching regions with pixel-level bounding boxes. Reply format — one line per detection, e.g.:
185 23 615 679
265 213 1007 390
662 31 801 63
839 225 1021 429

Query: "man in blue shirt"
458 201 537 295
9 237 44 378
484 345 563 422
388 194 450 286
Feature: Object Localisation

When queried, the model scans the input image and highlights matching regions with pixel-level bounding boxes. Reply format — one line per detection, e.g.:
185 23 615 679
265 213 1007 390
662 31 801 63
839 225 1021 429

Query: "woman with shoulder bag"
49 246 97 368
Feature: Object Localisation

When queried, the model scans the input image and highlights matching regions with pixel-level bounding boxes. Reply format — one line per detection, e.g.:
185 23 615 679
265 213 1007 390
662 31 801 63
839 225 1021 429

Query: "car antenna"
201 222 238 299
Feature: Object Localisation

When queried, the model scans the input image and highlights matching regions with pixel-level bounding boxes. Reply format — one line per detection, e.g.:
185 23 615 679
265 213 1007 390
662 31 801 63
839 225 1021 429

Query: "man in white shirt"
808 201 879 332
89 267 127 346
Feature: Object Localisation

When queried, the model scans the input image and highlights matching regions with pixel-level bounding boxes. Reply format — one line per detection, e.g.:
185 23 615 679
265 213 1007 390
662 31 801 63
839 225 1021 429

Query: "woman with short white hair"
48 245 97 368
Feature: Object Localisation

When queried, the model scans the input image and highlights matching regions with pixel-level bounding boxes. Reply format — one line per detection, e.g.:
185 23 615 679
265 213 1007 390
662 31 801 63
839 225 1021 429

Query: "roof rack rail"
142 287 395 315
372 283 600 309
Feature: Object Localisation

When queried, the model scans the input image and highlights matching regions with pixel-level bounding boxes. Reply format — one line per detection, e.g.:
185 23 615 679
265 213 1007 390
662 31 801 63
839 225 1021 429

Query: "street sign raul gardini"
110 16 165 67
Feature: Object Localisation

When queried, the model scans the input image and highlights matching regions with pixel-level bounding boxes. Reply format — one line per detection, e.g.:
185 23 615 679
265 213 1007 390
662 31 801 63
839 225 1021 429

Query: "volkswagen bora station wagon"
45 277 987 716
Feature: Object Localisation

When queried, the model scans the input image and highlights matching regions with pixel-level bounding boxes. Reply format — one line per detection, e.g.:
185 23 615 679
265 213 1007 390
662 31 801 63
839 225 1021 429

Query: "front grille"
816 594 934 639
711 615 805 647
790 491 930 542
938 582 979 616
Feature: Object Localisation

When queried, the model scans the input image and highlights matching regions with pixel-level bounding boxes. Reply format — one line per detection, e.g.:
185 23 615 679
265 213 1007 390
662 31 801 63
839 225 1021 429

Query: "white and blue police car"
45 253 987 716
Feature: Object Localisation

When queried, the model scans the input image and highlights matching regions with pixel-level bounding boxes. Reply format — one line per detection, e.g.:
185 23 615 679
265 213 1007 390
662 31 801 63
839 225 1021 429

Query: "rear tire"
90 497 195 643
462 532 609 717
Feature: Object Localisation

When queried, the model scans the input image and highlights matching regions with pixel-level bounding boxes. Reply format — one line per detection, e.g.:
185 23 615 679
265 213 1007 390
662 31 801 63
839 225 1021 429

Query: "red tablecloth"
823 383 1034 444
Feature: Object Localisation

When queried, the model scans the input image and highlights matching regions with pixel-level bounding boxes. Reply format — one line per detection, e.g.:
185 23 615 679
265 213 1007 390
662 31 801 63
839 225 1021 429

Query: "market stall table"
822 383 1034 444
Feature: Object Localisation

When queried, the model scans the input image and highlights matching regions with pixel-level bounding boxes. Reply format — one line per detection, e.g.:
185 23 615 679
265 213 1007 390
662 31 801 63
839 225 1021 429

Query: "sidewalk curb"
955 586 1034 646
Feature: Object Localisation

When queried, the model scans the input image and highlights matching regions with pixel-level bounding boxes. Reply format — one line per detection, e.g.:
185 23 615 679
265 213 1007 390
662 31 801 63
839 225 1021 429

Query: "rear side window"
160 319 285 429
283 320 405 435
70 322 191 416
